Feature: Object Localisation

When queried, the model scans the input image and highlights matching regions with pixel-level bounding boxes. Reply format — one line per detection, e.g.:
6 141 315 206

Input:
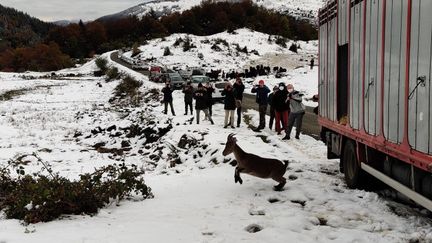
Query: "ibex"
222 134 288 191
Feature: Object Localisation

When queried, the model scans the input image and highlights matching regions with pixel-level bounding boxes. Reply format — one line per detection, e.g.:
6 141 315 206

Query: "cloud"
1 0 145 21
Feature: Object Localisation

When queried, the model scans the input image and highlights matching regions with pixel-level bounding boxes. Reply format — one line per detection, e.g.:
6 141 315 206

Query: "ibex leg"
234 167 243 184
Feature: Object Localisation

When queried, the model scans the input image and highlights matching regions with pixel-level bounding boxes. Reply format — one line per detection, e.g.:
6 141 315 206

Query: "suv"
190 76 224 103
167 73 184 89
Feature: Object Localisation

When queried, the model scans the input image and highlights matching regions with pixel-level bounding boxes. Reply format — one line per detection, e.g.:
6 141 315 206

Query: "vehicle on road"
166 73 184 89
131 61 148 70
318 0 432 211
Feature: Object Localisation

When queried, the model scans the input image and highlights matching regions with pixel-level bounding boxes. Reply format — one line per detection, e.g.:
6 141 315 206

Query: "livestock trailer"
318 0 432 210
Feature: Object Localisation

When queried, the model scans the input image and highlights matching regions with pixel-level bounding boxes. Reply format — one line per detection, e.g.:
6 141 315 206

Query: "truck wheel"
343 140 363 188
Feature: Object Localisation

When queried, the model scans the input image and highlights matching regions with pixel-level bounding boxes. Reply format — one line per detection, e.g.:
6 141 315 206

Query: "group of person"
161 77 306 140
251 80 305 140
161 81 215 124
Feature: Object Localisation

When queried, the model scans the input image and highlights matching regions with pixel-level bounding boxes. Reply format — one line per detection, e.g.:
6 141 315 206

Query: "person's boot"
295 134 300 139
282 135 290 140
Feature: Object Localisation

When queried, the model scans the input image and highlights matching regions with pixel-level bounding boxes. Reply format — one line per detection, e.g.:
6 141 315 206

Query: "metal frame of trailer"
318 0 432 211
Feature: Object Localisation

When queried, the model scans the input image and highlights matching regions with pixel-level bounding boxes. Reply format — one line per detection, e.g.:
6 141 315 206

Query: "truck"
318 0 432 211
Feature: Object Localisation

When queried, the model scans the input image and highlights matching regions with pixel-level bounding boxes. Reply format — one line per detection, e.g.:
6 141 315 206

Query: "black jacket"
193 89 208 110
272 89 290 112
233 82 245 100
182 85 194 103
161 86 173 102
251 85 270 105
206 86 214 106
221 88 236 110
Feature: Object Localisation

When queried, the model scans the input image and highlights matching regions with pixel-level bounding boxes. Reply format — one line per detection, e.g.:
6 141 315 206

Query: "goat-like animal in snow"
222 134 288 191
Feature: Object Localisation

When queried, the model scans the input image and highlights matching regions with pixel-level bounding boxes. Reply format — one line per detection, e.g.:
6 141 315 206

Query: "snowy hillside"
100 0 324 21
0 54 431 242
124 28 319 103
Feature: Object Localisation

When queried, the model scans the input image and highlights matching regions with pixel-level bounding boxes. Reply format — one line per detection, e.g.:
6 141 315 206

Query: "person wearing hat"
283 84 305 140
272 82 290 135
193 82 214 125
233 77 245 127
251 79 270 131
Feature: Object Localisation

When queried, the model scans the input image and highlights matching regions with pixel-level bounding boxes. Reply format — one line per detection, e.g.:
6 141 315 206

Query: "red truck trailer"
318 0 432 211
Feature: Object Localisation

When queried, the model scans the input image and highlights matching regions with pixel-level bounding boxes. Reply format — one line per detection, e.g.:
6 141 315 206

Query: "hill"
0 4 53 51
98 0 324 22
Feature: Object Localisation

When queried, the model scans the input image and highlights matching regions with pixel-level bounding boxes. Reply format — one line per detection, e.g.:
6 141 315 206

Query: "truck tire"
342 140 363 188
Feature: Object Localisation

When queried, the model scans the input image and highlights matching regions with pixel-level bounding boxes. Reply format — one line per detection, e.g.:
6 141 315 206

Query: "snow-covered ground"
0 54 431 243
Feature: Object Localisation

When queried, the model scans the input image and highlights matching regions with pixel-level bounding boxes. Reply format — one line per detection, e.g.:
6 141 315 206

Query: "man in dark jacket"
205 82 215 116
221 83 236 128
194 83 214 125
233 77 245 127
283 84 305 140
272 82 290 135
251 80 270 131
182 82 194 115
161 81 175 116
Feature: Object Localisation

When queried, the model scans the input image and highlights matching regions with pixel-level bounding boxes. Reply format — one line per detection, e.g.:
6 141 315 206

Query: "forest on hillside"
0 0 317 72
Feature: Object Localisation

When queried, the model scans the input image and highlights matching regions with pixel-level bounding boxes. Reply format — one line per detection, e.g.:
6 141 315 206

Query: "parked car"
167 73 184 89
131 61 148 70
190 76 224 103
149 66 163 82
190 75 210 86
179 69 192 80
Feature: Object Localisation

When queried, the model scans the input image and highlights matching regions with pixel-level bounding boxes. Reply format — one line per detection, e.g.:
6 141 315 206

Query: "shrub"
106 67 121 81
95 57 108 73
173 37 183 47
114 75 142 97
197 53 204 59
131 42 141 57
182 36 196 52
289 43 298 53
163 47 172 56
275 36 287 48
0 160 153 224
211 44 222 52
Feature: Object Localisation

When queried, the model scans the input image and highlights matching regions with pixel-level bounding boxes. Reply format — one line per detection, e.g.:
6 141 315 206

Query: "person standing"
162 81 176 116
205 82 215 117
182 81 194 115
283 84 305 140
251 80 270 132
221 83 236 128
273 82 290 135
233 77 245 127
194 83 214 125
310 58 315 70
268 85 278 131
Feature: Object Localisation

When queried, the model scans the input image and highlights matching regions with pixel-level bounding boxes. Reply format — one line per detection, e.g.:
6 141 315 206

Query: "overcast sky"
1 0 146 22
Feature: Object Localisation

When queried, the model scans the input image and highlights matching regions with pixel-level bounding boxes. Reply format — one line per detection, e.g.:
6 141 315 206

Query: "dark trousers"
285 112 305 137
208 104 213 116
164 101 175 115
185 101 193 115
236 106 242 126
269 107 275 130
258 105 267 129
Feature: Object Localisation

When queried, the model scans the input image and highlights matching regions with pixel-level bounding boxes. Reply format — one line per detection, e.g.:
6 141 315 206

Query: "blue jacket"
251 85 270 105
